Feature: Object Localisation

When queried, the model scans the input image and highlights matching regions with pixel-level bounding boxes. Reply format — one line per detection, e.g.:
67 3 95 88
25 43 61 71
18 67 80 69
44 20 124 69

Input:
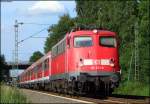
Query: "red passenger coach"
18 52 51 89
18 27 121 95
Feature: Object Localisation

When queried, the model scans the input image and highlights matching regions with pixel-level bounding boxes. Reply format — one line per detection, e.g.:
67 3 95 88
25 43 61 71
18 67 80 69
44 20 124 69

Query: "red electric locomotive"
18 27 121 95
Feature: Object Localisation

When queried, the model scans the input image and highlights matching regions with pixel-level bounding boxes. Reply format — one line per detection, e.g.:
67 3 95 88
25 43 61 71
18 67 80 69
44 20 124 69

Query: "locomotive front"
67 29 121 94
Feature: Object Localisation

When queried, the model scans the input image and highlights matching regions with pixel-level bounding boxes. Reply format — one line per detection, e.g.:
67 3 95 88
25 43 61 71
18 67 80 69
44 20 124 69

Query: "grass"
0 83 29 103
0 81 148 104
113 81 150 96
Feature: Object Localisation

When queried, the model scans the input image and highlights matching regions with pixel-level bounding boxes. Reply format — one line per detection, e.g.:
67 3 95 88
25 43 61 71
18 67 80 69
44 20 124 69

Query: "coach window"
25 73 27 79
34 66 38 76
52 47 54 57
34 67 36 73
52 46 58 57
57 45 60 54
26 73 27 79
58 44 61 54
27 73 28 80
39 64 42 70
74 36 93 47
26 72 28 80
61 42 63 53
42 62 45 70
63 40 66 51
29 71 30 79
46 59 49 69
29 71 31 79
42 60 46 70
25 73 27 80
30 71 32 79
56 46 58 56
27 72 29 79
44 59 49 70
36 66 38 77
28 71 29 79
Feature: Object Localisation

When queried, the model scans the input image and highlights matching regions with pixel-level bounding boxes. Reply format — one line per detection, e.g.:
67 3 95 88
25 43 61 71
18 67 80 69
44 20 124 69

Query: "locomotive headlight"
93 29 98 33
110 63 114 67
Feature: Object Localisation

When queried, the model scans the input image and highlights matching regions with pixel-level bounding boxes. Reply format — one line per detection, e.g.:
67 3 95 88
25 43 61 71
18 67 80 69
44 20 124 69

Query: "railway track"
20 88 149 104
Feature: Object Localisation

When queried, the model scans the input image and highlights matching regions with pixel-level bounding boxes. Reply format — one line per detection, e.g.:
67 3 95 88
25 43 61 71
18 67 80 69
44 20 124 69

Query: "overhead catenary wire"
21 22 51 26
18 27 48 44
31 37 47 38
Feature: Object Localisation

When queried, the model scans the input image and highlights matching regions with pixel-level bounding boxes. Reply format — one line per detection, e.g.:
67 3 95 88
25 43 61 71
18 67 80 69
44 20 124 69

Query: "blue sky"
1 1 76 62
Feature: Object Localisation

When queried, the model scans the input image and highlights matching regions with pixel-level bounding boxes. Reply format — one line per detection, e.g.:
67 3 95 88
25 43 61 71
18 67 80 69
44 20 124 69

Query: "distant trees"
138 0 150 82
0 55 7 82
29 51 44 62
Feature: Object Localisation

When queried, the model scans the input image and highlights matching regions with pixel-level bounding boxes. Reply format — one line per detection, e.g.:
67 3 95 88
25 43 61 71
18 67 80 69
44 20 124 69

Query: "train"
18 27 121 95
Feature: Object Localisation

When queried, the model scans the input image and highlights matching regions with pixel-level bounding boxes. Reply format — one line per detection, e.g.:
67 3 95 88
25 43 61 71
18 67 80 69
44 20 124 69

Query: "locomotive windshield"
100 36 117 47
74 36 92 47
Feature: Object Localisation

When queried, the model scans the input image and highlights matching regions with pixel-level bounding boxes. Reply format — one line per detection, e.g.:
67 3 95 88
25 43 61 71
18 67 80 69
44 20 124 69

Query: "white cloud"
28 1 66 16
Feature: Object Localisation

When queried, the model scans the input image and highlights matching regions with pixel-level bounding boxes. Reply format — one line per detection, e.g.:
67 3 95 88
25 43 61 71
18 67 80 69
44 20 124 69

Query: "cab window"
99 36 117 47
74 36 93 47
43 59 49 70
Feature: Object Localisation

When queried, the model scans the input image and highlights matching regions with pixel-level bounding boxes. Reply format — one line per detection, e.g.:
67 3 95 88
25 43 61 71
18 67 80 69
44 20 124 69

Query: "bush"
0 83 28 103
113 81 149 96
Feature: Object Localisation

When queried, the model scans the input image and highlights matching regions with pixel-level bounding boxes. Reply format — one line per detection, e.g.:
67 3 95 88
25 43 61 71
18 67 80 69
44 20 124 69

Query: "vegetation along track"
20 88 149 104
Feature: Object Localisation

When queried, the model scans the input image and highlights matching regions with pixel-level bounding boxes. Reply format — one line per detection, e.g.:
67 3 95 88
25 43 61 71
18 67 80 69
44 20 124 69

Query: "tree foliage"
138 0 150 81
0 55 7 82
29 51 44 62
44 14 75 53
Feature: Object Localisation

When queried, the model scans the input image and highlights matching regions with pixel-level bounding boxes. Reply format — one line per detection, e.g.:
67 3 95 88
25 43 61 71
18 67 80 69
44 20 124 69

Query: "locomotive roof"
71 30 116 36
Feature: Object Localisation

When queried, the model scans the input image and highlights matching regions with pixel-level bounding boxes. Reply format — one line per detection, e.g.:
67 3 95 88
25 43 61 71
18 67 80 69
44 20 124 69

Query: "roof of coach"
19 51 51 76
27 51 51 70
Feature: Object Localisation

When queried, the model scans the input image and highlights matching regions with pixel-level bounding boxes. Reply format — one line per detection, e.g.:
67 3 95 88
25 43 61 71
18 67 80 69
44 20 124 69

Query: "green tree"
29 51 44 62
0 55 7 82
138 0 150 83
75 0 99 25
44 14 75 53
